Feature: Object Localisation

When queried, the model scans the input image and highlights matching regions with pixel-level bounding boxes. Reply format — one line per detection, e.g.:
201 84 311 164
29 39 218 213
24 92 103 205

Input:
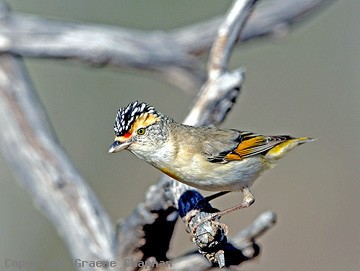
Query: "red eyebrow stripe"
124 132 131 138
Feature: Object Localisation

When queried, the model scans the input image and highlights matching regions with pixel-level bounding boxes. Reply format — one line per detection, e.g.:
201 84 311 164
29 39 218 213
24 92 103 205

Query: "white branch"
0 0 333 92
0 54 115 269
172 0 334 55
208 0 257 79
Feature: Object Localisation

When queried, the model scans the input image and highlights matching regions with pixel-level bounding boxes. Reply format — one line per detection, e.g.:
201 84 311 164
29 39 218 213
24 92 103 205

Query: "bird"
109 101 314 219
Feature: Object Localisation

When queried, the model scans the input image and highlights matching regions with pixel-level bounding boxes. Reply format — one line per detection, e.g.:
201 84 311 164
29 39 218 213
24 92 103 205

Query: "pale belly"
158 155 270 192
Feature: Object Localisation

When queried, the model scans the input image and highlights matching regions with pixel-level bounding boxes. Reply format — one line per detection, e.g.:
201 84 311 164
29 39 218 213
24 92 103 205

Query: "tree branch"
0 53 115 269
171 0 334 55
0 0 333 92
172 211 277 271
207 0 257 79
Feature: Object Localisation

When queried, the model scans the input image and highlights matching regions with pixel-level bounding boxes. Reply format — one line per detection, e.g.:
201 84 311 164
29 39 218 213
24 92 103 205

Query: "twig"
171 211 277 271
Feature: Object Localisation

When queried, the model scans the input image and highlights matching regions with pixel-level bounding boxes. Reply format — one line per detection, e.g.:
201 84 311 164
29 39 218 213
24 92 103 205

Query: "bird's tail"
265 137 316 160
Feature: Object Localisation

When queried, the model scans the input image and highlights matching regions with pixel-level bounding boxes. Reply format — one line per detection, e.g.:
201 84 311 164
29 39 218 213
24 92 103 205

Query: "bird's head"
109 101 168 155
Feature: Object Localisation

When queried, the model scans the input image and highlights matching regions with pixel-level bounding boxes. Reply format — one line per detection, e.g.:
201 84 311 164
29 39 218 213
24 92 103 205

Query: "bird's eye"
137 128 146 135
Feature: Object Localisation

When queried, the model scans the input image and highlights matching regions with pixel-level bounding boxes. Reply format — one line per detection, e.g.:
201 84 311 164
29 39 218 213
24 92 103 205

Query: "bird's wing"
203 130 293 163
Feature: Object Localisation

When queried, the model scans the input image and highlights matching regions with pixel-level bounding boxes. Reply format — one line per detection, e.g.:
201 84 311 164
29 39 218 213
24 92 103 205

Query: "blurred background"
1 1 359 270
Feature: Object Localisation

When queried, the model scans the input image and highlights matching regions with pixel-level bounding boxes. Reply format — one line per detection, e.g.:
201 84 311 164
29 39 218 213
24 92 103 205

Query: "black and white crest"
113 101 158 136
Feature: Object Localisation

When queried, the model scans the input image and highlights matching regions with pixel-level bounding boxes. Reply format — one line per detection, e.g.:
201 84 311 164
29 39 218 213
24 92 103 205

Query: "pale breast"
168 150 269 191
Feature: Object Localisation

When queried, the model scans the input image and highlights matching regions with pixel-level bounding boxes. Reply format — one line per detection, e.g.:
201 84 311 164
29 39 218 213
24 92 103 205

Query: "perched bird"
109 101 314 217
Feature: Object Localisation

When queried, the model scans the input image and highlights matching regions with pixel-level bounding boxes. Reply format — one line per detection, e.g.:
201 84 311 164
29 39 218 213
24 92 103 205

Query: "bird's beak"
108 139 131 153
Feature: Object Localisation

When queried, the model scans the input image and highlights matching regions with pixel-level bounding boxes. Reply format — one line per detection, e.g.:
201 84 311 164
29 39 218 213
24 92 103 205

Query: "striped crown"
113 101 159 136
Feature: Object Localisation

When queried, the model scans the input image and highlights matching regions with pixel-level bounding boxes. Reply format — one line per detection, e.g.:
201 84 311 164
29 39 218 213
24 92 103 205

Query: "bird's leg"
207 187 255 218
192 187 255 234
217 187 255 216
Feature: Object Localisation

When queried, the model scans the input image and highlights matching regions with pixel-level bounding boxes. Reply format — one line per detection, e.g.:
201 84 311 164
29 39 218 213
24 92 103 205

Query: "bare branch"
232 210 277 248
208 0 257 79
0 2 204 93
0 0 333 92
171 211 277 271
115 177 189 271
116 177 277 270
172 0 334 55
183 0 258 127
0 54 114 268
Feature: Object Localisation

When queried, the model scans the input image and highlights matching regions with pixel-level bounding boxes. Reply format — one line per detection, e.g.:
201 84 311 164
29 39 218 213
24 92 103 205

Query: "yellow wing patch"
225 136 267 160
234 136 267 157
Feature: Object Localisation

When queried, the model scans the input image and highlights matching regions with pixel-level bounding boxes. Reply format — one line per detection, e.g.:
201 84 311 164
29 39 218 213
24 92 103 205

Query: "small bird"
109 101 314 217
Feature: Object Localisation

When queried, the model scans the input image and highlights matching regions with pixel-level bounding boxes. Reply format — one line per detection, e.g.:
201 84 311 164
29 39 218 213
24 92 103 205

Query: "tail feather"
265 136 316 160
295 137 316 145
